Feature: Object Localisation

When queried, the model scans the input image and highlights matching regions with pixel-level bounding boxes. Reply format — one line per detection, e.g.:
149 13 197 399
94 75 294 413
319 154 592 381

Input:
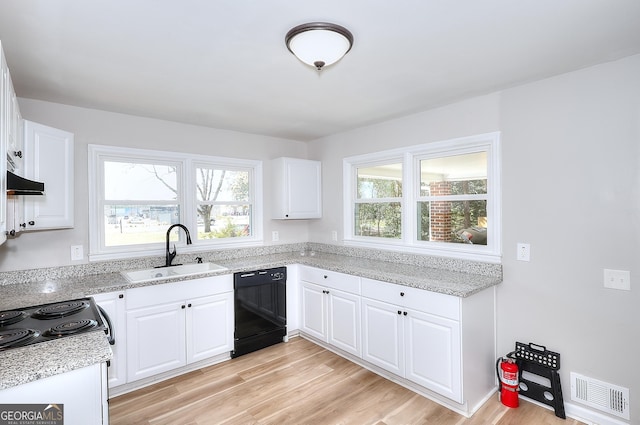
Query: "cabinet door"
405 309 462 402
300 281 327 341
327 289 361 357
23 120 74 230
126 301 186 382
361 297 404 376
93 291 127 388
186 292 234 363
0 363 106 425
273 157 322 219
5 195 23 237
7 82 22 170
0 51 8 245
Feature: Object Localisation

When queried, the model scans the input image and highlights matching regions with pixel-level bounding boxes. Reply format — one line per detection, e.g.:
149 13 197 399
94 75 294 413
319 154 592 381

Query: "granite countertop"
0 249 501 391
0 251 501 312
0 331 112 390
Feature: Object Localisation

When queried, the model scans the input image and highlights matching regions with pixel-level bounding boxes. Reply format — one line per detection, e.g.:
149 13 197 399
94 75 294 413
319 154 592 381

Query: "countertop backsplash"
0 242 501 287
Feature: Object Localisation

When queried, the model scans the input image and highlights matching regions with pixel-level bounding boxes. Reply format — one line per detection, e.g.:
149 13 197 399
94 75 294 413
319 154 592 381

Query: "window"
355 162 403 238
89 145 262 261
417 152 488 245
195 164 252 240
344 132 501 262
102 159 181 247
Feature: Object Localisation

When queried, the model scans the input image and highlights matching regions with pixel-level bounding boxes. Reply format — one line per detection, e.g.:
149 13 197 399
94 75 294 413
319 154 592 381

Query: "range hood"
7 171 45 195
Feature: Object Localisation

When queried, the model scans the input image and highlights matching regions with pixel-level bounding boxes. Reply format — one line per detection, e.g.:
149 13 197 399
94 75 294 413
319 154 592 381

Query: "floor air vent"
570 372 629 420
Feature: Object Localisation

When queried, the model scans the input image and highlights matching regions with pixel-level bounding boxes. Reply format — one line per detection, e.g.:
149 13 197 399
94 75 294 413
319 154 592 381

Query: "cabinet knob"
285 214 289 218
13 151 22 158
397 310 402 315
7 229 15 237
19 223 26 228
400 292 405 297
403 311 408 316
188 303 192 308
118 294 124 299
28 221 35 226
181 305 186 309
323 275 328 279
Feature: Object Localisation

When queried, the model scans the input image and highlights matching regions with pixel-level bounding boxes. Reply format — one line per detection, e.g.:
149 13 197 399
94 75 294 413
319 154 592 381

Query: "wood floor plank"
149 354 336 424
110 337 585 425
246 357 364 422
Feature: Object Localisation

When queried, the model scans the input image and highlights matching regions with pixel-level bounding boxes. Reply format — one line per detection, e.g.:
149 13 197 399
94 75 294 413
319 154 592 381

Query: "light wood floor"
110 337 584 425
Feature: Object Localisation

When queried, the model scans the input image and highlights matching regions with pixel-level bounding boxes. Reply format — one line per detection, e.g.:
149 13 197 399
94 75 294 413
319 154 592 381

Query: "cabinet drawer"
362 278 460 321
126 275 233 310
299 266 360 294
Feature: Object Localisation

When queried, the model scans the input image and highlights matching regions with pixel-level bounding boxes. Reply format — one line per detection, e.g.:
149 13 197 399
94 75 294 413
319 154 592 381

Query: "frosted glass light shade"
285 22 354 70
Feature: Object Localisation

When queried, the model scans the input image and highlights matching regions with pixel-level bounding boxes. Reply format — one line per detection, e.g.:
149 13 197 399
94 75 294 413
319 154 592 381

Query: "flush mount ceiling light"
285 22 354 71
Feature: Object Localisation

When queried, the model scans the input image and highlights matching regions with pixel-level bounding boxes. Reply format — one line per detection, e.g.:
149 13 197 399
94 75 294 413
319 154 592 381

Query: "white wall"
0 100 309 270
498 55 639 423
308 93 502 243
309 55 640 423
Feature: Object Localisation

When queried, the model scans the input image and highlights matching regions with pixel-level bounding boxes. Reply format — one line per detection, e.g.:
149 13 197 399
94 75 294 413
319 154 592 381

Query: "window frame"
353 157 404 240
343 132 501 263
88 145 263 261
192 160 255 242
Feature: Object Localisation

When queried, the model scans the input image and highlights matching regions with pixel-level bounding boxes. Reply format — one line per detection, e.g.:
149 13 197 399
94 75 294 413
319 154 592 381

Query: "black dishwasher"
232 267 287 358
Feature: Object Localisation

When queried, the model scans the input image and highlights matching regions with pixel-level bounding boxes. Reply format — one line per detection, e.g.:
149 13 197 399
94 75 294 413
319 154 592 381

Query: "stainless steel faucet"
164 224 192 267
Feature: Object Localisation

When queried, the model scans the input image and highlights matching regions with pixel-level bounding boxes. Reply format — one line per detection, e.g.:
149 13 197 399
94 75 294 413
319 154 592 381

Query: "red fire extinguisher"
496 352 519 408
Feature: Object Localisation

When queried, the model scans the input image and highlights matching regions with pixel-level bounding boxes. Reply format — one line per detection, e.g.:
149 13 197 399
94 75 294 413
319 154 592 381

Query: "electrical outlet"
70 245 83 261
272 231 279 242
604 269 630 291
331 230 338 241
516 243 530 261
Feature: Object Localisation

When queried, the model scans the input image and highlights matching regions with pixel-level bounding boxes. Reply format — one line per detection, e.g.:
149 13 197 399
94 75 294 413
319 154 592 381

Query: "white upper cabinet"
0 43 10 245
0 42 75 239
6 72 22 172
272 157 322 219
23 120 74 230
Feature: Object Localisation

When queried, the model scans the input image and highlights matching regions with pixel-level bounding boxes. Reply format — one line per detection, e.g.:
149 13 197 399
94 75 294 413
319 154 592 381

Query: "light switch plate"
516 243 530 261
604 269 630 291
70 245 84 261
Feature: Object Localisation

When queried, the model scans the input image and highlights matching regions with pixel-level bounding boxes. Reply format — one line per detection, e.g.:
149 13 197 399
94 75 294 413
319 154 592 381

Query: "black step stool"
514 342 566 419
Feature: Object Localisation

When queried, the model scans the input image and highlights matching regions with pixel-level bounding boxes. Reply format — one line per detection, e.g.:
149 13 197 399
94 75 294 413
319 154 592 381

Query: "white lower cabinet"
91 291 127 388
301 281 361 357
362 278 463 402
361 297 404 376
0 363 109 425
125 275 233 383
404 308 461 401
186 293 235 363
298 268 495 414
362 296 462 401
127 300 186 381
299 266 361 357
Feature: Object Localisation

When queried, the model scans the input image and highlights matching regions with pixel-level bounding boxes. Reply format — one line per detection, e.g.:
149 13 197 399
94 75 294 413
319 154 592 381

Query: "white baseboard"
520 395 630 425
108 352 231 398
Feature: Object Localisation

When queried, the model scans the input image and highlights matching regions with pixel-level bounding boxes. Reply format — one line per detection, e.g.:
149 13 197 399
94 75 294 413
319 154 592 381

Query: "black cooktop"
0 298 107 351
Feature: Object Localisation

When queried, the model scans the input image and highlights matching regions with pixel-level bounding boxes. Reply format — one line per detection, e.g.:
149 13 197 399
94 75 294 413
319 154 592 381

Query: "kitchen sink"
121 262 228 283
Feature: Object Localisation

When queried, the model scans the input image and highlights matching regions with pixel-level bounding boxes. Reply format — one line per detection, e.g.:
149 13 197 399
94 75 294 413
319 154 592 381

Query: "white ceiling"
1 1 639 142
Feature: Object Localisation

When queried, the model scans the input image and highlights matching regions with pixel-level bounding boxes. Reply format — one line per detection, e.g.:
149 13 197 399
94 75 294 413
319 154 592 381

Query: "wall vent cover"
570 372 629 420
